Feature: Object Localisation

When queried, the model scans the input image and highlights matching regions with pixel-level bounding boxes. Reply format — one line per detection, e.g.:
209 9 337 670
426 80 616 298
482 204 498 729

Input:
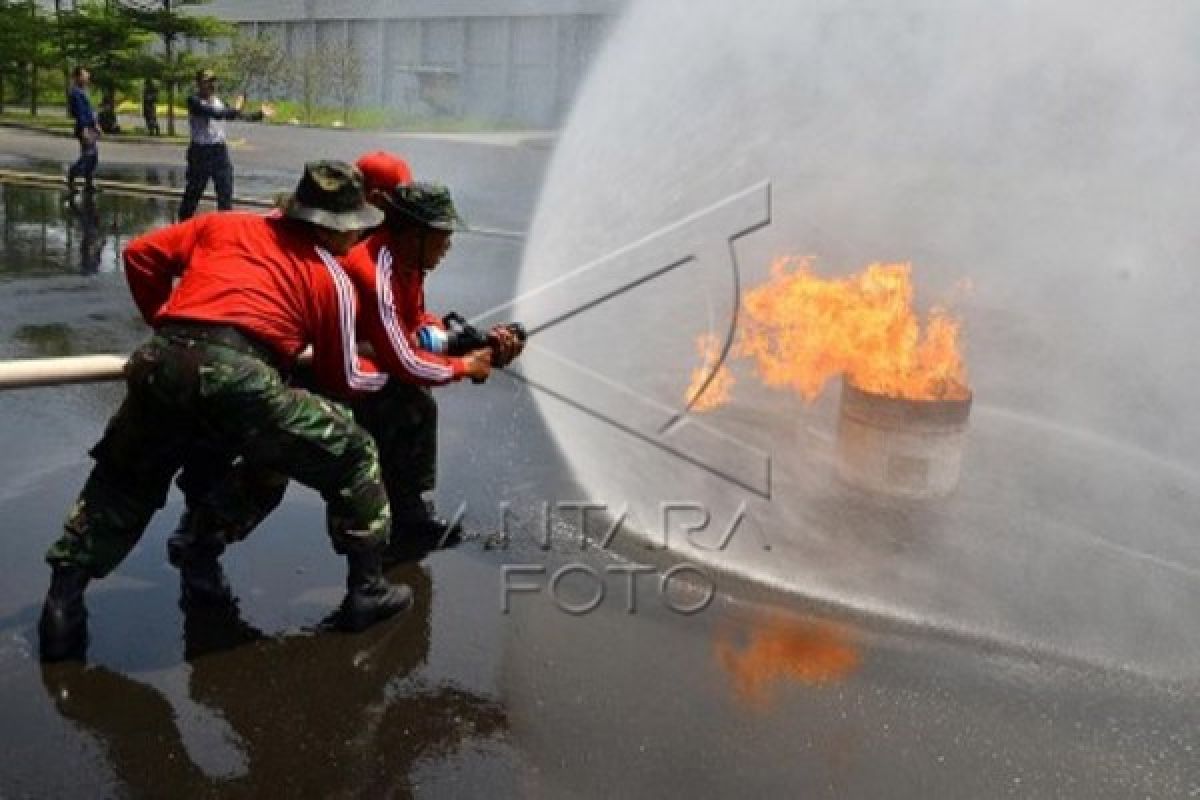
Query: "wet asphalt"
0 125 1196 799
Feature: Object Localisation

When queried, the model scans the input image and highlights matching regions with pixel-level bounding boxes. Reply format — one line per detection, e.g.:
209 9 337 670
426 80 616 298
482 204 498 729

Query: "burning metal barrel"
835 378 972 499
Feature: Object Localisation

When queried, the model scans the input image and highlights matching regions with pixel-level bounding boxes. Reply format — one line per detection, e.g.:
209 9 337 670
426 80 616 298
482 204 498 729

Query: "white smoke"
515 0 1200 680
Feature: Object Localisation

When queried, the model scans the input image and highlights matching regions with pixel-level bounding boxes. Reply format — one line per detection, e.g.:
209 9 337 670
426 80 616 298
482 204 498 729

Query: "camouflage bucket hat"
384 182 466 232
284 161 384 233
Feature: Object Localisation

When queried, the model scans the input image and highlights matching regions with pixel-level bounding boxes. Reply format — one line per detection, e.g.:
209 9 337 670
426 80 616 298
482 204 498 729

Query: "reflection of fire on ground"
687 258 969 408
715 613 860 710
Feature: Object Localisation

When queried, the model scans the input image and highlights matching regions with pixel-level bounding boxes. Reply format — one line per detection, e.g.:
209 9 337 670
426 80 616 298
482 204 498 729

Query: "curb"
0 120 186 146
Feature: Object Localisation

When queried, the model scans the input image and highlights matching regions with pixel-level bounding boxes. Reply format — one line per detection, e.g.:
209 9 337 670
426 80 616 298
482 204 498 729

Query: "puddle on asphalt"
0 181 167 362
35 563 511 796
0 158 288 280
0 180 175 277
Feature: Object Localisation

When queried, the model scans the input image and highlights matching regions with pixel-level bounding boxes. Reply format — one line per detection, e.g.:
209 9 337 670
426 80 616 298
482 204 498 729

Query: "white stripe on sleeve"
375 246 455 382
316 247 388 393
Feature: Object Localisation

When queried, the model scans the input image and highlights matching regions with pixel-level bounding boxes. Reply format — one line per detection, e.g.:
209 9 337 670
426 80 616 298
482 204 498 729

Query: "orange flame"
685 332 735 411
715 613 860 710
687 257 969 410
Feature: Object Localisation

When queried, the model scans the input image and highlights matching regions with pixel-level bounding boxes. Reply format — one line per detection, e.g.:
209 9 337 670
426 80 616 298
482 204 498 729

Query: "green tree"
291 46 331 124
23 2 60 116
221 29 286 102
0 1 58 115
53 0 70 97
59 1 152 99
121 1 231 136
0 1 25 113
330 47 362 127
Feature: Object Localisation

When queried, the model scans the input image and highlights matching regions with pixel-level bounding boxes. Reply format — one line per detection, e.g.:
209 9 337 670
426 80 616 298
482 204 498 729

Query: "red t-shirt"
123 211 386 397
340 229 467 389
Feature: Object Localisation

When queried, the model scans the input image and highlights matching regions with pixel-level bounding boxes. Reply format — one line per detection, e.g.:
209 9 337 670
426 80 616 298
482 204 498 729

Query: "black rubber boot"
167 511 235 609
38 565 91 662
385 496 463 566
340 540 413 632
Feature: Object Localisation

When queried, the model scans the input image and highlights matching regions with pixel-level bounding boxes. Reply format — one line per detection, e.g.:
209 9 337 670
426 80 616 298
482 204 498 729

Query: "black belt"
157 322 283 369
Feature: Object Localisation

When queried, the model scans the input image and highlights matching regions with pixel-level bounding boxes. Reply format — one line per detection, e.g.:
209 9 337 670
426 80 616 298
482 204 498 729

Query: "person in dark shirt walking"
66 66 100 196
178 68 273 220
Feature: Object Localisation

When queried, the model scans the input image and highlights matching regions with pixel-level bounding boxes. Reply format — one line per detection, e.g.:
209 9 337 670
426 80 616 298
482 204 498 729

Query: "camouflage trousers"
45 333 390 577
172 378 441 551
349 381 439 504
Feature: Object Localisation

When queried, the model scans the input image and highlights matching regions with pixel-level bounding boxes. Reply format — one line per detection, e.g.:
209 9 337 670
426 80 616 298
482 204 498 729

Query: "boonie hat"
283 161 384 233
382 182 466 232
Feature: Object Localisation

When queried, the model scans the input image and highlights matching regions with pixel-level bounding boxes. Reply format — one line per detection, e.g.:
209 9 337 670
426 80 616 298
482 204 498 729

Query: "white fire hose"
0 355 128 390
0 348 329 391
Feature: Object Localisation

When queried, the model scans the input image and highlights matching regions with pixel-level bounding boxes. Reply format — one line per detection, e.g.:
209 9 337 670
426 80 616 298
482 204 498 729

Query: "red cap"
355 151 413 193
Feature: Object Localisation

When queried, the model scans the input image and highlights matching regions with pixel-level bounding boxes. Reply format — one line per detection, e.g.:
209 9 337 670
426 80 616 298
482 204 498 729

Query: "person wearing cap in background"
178 68 275 221
37 161 414 663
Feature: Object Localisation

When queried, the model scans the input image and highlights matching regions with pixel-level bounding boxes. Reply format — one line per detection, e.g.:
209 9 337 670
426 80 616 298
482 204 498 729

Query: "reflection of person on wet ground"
67 192 103 275
38 565 507 797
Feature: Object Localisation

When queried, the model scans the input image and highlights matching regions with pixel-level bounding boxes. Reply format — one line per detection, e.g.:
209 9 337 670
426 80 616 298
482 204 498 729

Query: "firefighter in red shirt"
348 154 524 560
37 161 429 662
168 154 520 573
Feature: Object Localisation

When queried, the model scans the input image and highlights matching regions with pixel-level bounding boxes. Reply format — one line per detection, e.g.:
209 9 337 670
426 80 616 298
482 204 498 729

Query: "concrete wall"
199 0 623 127
205 0 620 22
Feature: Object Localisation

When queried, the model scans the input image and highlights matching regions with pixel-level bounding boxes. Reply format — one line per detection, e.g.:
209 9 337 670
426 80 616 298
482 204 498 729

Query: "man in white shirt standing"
179 68 273 220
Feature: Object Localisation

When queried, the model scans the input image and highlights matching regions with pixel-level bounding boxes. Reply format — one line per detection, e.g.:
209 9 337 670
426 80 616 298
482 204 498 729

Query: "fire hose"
0 354 128 390
0 315 527 391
